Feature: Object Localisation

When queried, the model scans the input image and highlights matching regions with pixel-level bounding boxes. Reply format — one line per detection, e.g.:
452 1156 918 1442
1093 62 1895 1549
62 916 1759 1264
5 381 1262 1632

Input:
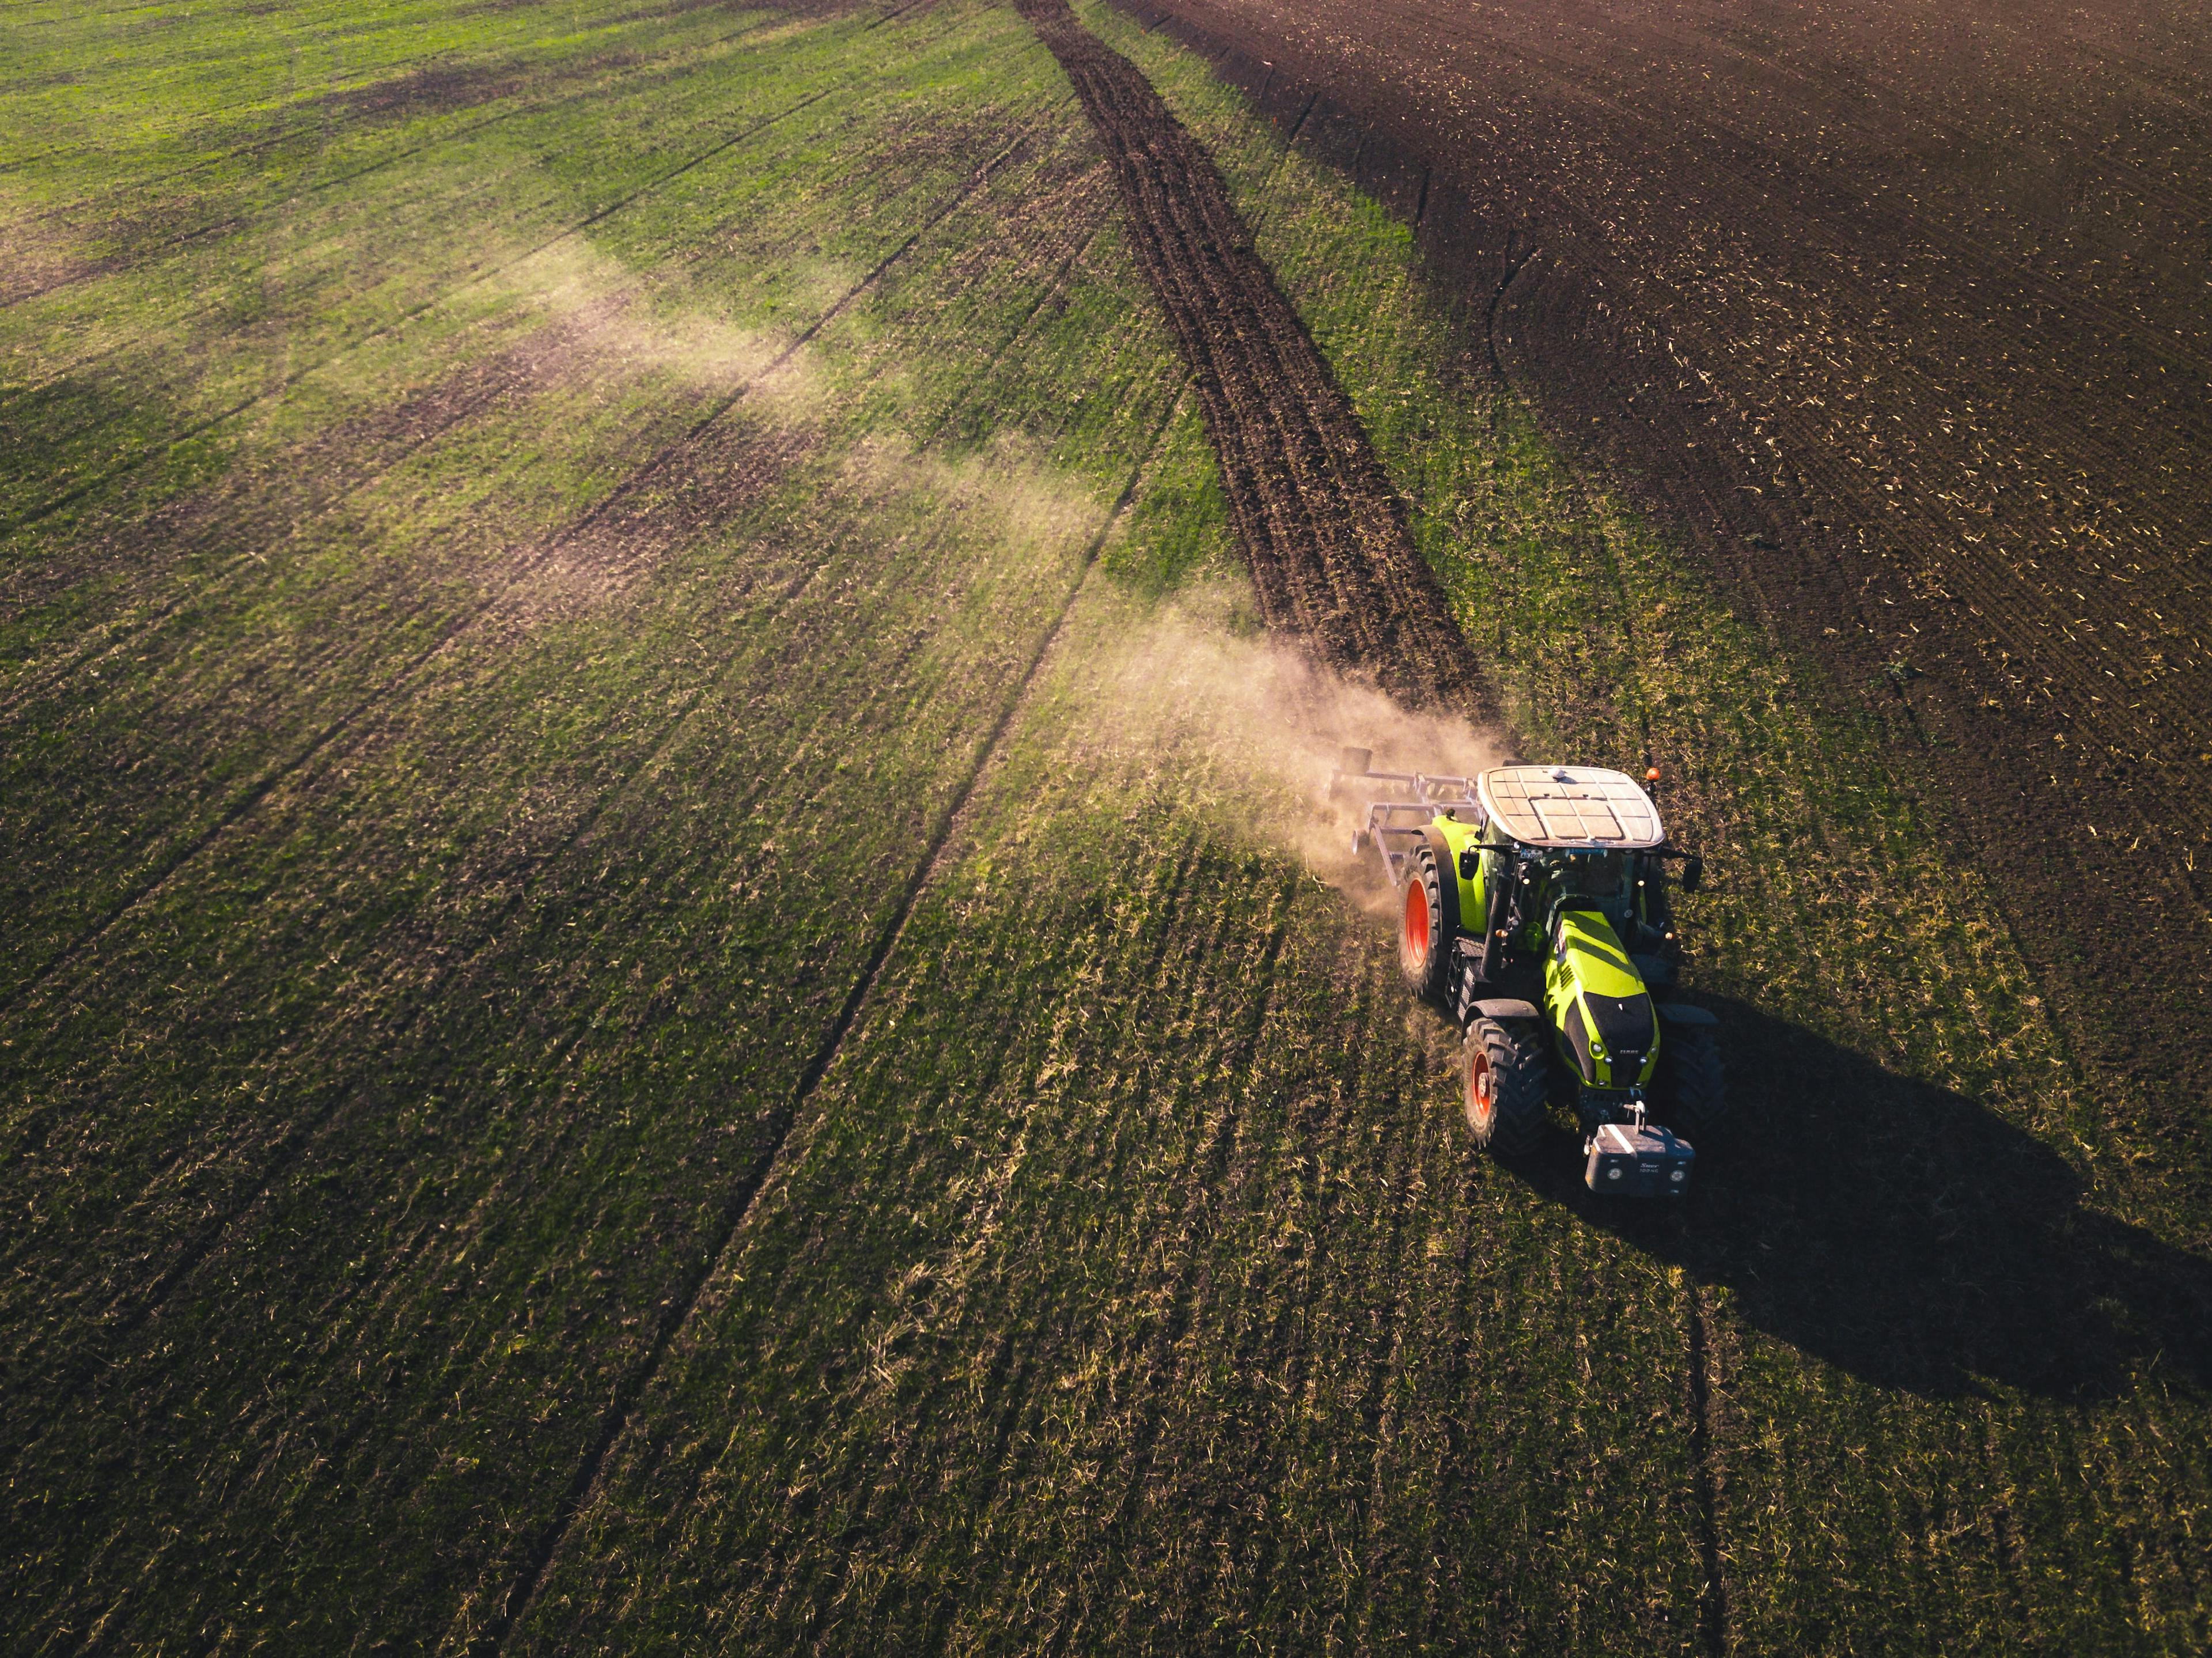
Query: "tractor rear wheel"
1464 1016 1547 1155
1397 845 1453 1005
1660 1024 1727 1142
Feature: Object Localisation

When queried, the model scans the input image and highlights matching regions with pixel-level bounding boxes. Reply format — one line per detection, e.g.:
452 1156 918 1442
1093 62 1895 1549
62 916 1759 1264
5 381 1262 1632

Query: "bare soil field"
1120 0 2212 1164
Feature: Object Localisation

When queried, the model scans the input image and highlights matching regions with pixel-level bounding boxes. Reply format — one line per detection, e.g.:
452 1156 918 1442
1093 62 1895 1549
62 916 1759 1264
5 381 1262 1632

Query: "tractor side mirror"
1680 856 1705 893
1458 848 1480 880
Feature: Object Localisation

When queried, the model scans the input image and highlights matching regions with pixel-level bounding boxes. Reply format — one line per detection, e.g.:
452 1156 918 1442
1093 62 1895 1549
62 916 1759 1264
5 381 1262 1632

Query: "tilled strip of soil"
1014 0 1490 720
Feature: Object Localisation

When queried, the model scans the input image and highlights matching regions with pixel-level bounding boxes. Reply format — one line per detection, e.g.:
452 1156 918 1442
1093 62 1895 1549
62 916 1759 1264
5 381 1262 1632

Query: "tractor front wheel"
1659 1024 1727 1143
1464 1016 1547 1155
1397 845 1453 1005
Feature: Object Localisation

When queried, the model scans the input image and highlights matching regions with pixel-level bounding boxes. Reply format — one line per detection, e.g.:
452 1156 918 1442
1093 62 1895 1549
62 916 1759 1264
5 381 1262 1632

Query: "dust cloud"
1078 589 1506 911
842 432 1101 565
489 240 830 418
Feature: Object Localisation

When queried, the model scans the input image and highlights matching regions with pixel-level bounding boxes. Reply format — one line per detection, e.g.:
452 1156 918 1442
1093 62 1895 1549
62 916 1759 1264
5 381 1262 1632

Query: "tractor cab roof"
1477 766 1665 850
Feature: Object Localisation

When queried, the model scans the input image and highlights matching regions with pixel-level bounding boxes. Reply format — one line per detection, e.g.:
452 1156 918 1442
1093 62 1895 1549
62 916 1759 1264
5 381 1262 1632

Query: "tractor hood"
1543 907 1658 1089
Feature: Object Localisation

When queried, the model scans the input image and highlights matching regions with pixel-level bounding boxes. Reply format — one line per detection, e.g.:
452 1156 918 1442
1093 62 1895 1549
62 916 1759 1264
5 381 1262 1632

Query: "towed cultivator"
1332 754 1724 1195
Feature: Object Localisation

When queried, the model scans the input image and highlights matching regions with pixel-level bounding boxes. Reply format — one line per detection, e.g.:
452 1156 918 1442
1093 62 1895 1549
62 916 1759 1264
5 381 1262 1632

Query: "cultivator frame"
1331 747 1483 887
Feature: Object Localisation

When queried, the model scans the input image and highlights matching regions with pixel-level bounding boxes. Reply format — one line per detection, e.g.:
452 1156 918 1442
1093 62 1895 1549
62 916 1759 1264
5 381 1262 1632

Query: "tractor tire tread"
1661 1024 1727 1142
1465 1016 1547 1156
1397 845 1453 1006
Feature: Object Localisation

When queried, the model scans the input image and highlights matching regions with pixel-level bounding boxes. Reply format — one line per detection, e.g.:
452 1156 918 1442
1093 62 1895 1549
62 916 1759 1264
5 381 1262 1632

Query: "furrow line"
922 164 1115 446
1685 1284 1730 1658
5 2 836 232
2 301 619 709
6 39 484 215
1085 876 1297 1614
5 103 1042 685
460 380 1184 1658
5 4 840 404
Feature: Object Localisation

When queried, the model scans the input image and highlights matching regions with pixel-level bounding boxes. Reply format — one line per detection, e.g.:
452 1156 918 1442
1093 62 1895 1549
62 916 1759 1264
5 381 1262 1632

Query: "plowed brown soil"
1016 0 1490 718
1119 0 2212 1158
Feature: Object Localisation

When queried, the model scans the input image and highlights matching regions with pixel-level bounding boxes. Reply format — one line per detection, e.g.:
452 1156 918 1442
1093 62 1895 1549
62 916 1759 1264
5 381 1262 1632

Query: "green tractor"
1335 753 1723 1196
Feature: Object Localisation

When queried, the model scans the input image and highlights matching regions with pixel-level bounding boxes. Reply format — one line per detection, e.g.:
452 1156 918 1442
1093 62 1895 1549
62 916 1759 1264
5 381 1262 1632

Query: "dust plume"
1078 588 1507 910
487 239 830 419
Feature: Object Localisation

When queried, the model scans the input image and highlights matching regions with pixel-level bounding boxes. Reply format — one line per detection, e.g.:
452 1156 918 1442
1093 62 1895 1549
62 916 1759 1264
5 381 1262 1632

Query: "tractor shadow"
1499 995 2212 1400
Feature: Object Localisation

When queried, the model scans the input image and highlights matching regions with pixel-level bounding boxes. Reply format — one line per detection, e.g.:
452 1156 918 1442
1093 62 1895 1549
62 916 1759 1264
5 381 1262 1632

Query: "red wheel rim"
1403 880 1430 965
1469 1048 1494 1130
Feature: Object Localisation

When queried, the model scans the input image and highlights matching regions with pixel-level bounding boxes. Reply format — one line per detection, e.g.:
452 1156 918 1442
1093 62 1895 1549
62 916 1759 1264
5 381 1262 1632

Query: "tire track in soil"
1090 881 1297 1611
4 0 878 226
1116 1 2212 1171
767 827 1235 1637
0 143 1065 1416
459 390 1184 1658
1013 0 1491 719
7 7 919 440
0 133 1035 1024
1684 1283 1731 1657
5 105 1032 702
6 94 1001 703
2 298 623 706
921 162 1115 446
3 131 1137 1483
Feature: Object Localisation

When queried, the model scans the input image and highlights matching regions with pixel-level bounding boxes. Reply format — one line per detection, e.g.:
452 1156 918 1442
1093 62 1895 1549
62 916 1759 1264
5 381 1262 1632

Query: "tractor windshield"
1559 850 1630 901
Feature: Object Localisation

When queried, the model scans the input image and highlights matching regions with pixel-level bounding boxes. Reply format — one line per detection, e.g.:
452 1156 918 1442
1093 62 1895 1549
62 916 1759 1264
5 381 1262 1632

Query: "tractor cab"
1473 764 1671 975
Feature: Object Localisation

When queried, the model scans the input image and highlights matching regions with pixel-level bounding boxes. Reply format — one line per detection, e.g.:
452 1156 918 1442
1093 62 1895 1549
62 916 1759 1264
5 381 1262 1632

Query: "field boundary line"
0 134 1037 1023
461 388 1186 1658
1 80 852 538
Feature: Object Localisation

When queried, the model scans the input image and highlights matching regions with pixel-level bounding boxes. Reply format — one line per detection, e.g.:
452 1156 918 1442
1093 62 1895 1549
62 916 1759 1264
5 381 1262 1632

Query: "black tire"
1659 1024 1727 1142
1397 845 1453 1005
1463 1016 1547 1155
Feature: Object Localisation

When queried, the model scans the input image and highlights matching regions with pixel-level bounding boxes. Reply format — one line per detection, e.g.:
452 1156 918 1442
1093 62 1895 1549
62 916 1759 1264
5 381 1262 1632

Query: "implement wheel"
1660 1024 1727 1142
1397 845 1453 1006
1464 1016 1547 1155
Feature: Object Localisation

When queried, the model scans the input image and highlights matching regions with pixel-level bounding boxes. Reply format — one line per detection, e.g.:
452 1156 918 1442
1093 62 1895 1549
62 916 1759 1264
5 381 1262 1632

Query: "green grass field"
5 1 2206 1652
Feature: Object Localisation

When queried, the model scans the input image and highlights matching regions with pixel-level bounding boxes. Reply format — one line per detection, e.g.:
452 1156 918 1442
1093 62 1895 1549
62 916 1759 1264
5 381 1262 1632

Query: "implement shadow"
1502 995 2212 1400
